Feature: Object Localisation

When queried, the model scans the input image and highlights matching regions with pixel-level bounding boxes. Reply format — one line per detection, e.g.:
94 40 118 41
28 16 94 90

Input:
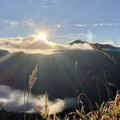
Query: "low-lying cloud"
0 34 119 55
0 35 94 54
0 85 76 114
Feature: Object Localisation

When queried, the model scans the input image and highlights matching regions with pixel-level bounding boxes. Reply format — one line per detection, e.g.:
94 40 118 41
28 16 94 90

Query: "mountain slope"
68 40 120 50
0 47 120 103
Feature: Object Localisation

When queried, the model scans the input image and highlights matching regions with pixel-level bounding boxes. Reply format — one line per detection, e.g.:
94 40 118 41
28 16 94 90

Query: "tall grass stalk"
24 71 26 120
75 61 84 92
89 43 117 64
45 92 48 117
103 69 110 99
53 111 56 120
24 65 37 120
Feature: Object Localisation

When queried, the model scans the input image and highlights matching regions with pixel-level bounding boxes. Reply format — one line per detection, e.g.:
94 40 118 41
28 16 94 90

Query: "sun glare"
34 32 54 46
37 33 46 40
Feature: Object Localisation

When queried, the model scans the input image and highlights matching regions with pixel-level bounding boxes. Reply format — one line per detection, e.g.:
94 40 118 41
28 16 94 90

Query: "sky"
0 0 120 52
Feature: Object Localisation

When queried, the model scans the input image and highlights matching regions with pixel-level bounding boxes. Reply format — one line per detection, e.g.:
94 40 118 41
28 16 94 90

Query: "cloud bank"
0 35 94 54
0 33 119 55
0 85 76 114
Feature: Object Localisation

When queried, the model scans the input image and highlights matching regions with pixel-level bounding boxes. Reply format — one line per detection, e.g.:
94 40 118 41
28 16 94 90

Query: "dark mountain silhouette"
0 108 44 120
0 42 120 103
68 40 120 50
68 40 88 45
0 108 73 120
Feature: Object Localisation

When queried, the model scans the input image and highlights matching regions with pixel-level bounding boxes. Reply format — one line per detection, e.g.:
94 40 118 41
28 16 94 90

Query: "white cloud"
0 85 76 114
50 24 62 28
92 24 99 27
74 24 87 27
64 43 93 50
57 33 96 40
42 5 49 8
49 24 69 28
0 34 95 54
92 23 118 27
4 20 19 25
101 41 114 45
23 19 35 27
0 35 54 51
73 23 118 27
100 23 111 26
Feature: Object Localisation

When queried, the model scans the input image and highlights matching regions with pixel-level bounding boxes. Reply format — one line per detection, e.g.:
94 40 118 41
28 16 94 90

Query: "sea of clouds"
0 35 94 54
0 85 76 114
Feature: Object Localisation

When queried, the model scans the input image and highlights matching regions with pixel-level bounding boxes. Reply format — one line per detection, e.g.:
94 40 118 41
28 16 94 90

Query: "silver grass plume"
28 65 38 95
88 43 117 64
75 61 78 73
25 65 38 114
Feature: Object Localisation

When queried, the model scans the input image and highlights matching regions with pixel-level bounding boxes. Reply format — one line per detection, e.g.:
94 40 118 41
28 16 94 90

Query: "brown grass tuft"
88 43 117 64
45 92 48 117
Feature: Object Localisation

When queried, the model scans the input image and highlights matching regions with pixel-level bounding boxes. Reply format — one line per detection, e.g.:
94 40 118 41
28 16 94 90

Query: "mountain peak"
68 40 87 45
68 40 119 50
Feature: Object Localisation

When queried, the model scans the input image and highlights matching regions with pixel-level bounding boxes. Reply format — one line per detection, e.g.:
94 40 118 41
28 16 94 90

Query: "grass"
27 66 120 120
25 43 120 120
76 91 120 120
24 65 38 120
32 90 120 120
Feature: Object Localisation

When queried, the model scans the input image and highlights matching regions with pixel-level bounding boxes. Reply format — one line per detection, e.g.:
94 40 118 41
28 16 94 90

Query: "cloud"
0 35 54 51
0 85 76 114
92 24 99 27
64 43 93 50
74 24 87 27
0 33 97 54
49 24 69 28
92 23 118 27
42 5 49 8
101 41 114 45
4 20 19 25
99 23 118 26
57 33 96 40
50 24 62 28
23 19 35 27
73 23 118 27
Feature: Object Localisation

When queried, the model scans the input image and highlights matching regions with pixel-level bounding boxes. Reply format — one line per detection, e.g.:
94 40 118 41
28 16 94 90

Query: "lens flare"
88 35 92 40
35 32 53 45
88 31 93 42
37 33 46 40
27 32 54 47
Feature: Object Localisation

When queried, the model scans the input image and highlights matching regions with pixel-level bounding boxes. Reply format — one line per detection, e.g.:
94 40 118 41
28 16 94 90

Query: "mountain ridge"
68 40 120 50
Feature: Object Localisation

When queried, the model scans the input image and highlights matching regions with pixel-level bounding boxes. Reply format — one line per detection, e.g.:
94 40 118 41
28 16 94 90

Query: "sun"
34 32 54 46
37 33 46 40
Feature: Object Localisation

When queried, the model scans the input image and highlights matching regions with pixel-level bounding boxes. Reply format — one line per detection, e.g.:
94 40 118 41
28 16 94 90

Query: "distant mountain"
68 40 88 45
0 42 120 103
0 108 43 120
0 49 9 56
68 40 120 50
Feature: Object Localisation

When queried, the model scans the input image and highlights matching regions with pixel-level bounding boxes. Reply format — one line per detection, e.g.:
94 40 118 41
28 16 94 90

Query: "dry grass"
26 43 119 120
45 92 48 117
75 90 120 120
28 65 38 95
24 65 38 120
88 43 117 64
32 90 120 120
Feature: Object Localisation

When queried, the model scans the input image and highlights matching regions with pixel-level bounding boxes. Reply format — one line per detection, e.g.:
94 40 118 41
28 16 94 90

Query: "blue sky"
0 0 120 45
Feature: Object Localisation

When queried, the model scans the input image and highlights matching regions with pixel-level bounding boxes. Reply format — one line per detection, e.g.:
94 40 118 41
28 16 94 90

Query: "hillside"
0 41 119 103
